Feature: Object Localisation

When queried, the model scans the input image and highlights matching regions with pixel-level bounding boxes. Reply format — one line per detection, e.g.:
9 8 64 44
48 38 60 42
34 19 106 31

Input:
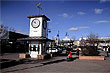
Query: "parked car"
72 48 81 52
48 47 58 53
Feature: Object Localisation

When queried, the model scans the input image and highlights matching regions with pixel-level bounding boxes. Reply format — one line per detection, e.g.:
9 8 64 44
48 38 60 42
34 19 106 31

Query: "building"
18 15 53 59
1 31 29 53
98 37 110 49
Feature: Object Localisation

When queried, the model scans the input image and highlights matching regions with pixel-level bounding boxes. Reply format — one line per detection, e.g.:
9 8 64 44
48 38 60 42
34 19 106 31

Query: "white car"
48 48 58 53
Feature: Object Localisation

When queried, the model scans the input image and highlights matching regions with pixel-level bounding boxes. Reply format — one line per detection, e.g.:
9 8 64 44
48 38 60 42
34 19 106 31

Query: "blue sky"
1 0 110 40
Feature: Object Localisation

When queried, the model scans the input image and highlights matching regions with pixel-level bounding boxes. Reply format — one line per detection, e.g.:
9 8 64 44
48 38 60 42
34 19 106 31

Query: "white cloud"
59 13 74 19
63 13 69 17
100 0 110 3
77 12 86 15
69 27 79 31
96 20 110 23
79 26 89 29
59 13 69 18
94 8 103 14
69 26 89 31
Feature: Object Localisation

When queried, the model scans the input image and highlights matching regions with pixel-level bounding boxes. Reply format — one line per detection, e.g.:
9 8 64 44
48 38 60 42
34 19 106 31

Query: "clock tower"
18 14 53 59
28 15 50 38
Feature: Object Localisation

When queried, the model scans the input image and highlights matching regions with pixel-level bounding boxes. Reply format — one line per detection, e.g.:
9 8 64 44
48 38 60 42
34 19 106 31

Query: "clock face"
43 20 47 29
31 19 40 28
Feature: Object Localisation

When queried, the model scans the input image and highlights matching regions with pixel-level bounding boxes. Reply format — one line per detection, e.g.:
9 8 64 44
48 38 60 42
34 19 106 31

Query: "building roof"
27 14 50 21
62 37 70 41
9 31 29 40
18 37 54 42
0 31 29 40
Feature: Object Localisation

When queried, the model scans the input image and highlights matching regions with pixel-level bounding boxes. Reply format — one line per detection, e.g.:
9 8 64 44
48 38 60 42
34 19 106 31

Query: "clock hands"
31 19 40 28
34 22 36 24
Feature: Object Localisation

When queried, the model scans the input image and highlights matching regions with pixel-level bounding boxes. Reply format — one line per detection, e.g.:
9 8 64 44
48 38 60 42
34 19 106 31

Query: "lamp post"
57 30 60 48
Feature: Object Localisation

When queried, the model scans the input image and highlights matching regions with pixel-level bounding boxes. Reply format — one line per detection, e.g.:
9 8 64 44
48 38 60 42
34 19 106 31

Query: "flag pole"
36 0 42 15
39 7 40 15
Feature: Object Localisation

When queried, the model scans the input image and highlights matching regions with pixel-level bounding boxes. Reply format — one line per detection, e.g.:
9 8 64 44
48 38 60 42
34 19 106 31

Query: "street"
1 53 110 73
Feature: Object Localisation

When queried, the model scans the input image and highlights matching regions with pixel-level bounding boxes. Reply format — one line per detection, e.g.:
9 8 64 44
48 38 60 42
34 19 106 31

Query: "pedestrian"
76 48 79 56
33 45 36 51
38 45 40 54
106 45 109 57
67 45 73 61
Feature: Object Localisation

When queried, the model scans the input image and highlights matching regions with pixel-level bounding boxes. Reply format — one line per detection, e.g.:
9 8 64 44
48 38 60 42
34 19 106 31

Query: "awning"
17 37 54 42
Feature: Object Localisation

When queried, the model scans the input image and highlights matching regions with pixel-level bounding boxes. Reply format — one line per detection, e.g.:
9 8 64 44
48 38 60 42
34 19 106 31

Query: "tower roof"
27 14 50 21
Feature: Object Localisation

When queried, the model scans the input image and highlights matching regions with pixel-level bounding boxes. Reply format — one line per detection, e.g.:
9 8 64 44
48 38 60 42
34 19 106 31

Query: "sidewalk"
0 53 66 69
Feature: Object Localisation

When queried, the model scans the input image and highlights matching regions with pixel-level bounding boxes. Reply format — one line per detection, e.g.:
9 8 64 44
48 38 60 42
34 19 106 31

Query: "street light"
48 29 51 33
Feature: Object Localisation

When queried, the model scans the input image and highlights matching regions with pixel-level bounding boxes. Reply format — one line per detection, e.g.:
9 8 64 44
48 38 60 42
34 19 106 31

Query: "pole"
36 0 42 15
39 8 40 15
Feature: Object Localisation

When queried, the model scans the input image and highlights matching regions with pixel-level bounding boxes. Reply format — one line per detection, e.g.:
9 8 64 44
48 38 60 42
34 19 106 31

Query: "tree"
0 24 9 54
80 33 100 56
0 24 9 39
86 32 99 47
